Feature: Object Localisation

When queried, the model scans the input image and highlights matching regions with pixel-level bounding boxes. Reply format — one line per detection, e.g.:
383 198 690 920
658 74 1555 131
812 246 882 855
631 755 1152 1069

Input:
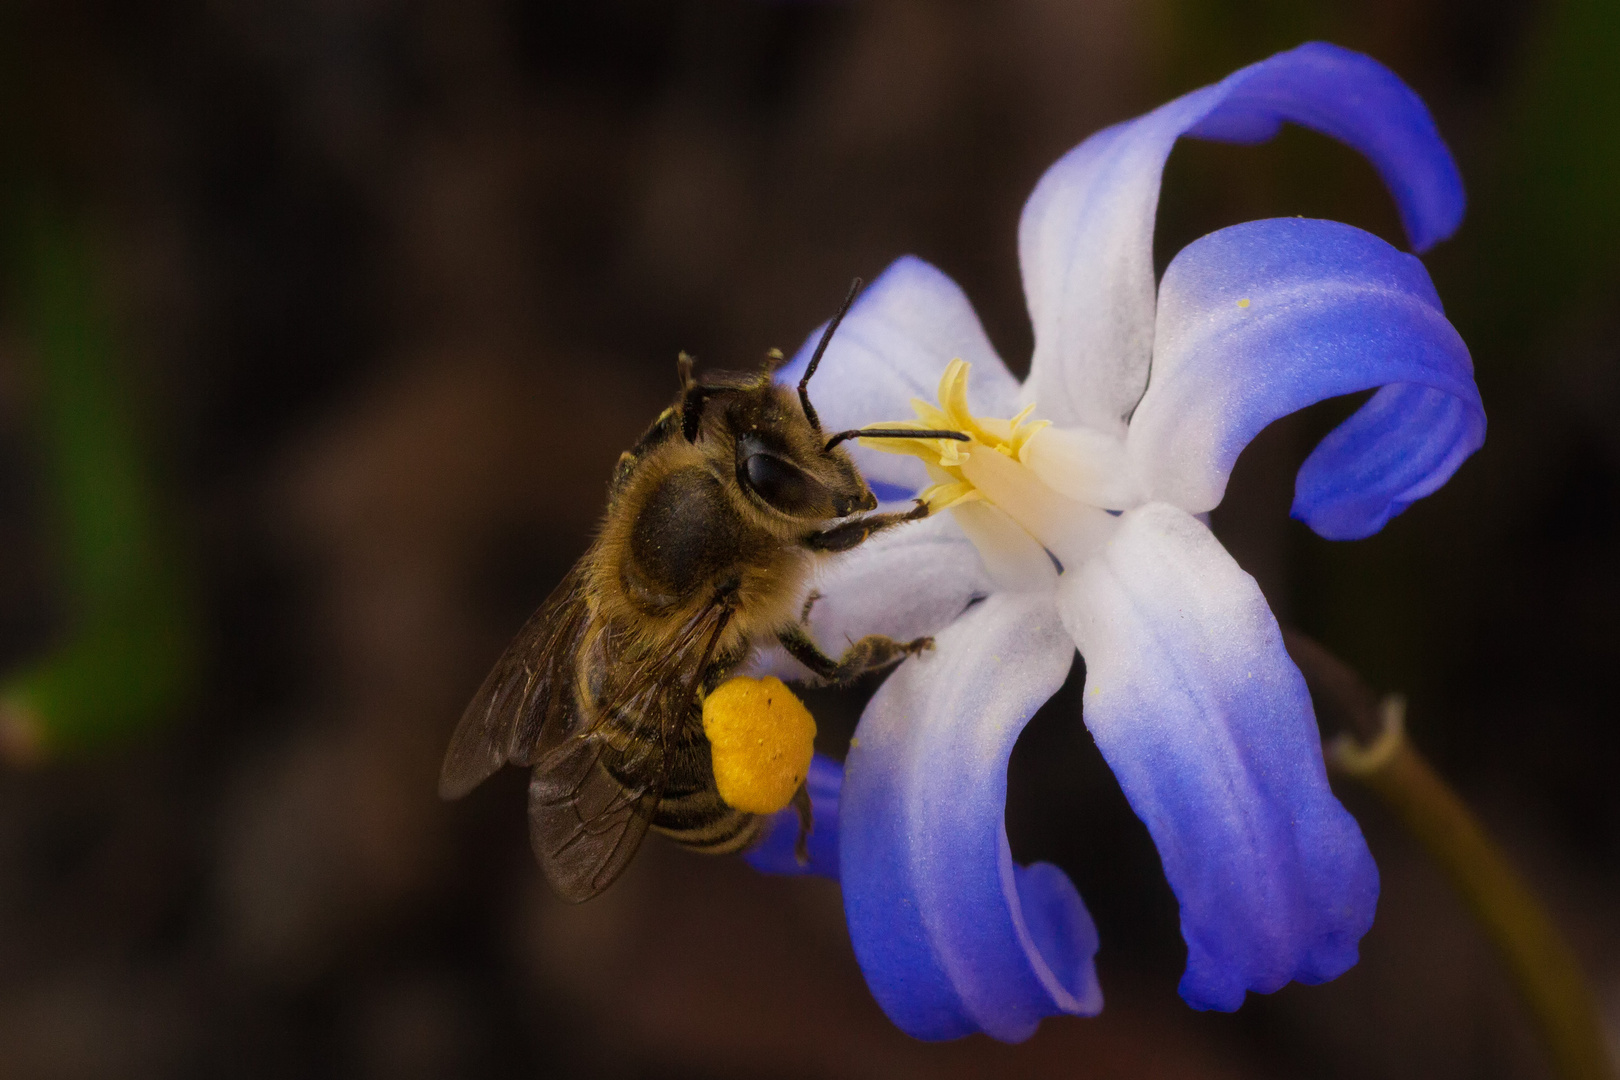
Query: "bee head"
786 278 968 515
727 395 877 521
696 279 967 523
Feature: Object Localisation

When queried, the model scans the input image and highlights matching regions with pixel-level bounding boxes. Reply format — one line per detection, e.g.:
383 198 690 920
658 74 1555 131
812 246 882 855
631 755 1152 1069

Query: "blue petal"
777 256 1019 496
1293 381 1482 539
741 512 993 686
1185 42 1465 252
744 753 842 879
1127 216 1483 538
1020 41 1463 435
1060 503 1378 1011
840 592 1101 1042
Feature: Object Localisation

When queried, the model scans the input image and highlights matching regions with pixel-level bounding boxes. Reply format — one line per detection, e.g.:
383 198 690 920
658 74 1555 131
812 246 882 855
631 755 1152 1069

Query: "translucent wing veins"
438 563 590 800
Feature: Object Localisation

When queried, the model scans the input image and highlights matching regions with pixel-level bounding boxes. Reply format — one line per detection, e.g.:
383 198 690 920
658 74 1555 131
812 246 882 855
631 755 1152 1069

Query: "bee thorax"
623 465 742 611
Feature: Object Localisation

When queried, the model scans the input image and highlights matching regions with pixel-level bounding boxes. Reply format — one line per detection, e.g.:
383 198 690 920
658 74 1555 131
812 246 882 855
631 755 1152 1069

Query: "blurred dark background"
0 0 1614 1076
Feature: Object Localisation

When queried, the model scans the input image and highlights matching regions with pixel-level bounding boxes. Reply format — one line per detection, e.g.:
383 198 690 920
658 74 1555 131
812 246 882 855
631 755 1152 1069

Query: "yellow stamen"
701 676 816 815
861 359 1049 511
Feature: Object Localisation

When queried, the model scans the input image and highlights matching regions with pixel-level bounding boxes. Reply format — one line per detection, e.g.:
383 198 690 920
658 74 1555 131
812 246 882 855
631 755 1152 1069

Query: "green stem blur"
1338 734 1616 1080
1 208 197 761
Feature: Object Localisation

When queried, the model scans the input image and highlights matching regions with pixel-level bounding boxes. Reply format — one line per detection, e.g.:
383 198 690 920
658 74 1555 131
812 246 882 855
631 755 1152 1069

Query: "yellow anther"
702 676 816 814
862 359 1049 513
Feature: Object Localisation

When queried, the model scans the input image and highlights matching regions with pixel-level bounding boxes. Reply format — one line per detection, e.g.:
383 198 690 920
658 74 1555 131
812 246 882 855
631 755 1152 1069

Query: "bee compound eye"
742 452 814 512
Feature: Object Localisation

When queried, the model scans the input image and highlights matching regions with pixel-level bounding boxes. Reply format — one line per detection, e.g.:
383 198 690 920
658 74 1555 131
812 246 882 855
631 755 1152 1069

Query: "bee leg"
678 357 764 443
610 449 639 494
680 384 715 443
799 589 821 624
792 781 813 866
802 500 931 554
777 623 932 685
610 404 686 505
676 352 730 442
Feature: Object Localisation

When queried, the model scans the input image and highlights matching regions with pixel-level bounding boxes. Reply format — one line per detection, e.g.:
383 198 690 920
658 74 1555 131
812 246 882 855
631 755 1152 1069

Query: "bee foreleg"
610 405 686 504
610 450 639 496
776 623 931 685
678 359 767 443
801 500 930 554
680 383 715 443
792 781 812 866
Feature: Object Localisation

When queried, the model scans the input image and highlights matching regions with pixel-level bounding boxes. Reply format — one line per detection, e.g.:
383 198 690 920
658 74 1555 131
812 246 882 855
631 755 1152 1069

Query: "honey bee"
438 282 967 902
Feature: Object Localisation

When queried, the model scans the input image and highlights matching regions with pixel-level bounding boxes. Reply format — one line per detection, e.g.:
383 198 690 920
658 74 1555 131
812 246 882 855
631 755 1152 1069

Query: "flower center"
866 360 1049 512
863 360 1118 580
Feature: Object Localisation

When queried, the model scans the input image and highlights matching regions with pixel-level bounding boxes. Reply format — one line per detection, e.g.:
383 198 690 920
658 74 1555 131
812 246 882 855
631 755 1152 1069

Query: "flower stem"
1285 631 1616 1080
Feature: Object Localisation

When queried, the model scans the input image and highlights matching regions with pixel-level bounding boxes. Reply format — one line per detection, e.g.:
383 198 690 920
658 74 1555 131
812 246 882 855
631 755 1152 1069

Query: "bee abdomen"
651 788 763 854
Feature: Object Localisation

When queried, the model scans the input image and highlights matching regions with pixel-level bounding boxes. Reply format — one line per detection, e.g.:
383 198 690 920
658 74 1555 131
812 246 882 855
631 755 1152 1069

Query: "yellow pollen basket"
701 676 816 815
860 359 1047 511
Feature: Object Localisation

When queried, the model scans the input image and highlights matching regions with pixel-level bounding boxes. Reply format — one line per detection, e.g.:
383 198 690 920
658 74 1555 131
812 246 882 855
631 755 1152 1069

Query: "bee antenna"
824 428 970 452
797 277 863 434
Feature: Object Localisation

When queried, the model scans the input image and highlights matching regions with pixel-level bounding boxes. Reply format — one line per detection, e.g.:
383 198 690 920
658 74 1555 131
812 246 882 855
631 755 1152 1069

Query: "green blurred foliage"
0 210 197 760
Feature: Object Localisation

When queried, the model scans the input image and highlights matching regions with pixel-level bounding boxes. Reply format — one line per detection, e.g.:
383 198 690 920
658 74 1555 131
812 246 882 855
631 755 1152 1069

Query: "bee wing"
528 732 661 902
439 562 591 800
527 595 735 902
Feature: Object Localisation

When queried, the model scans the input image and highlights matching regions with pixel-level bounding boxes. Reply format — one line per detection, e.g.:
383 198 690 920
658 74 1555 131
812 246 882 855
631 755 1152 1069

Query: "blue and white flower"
746 42 1484 1042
